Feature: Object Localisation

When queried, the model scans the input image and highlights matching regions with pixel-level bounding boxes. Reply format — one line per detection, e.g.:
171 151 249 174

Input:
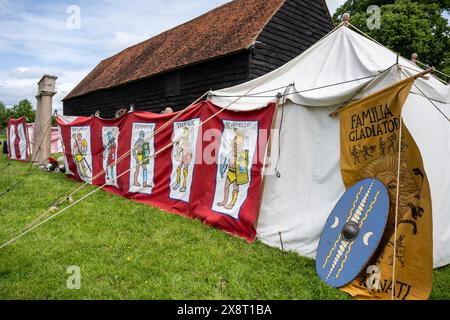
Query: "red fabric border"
57 101 275 242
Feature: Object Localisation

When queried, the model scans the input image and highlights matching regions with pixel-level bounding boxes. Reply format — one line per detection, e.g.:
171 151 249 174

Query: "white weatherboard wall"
209 26 450 268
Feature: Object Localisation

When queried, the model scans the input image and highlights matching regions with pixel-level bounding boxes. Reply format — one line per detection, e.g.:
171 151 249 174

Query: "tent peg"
278 231 285 252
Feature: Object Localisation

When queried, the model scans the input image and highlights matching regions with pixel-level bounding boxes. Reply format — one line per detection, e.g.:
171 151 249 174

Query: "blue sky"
0 0 346 111
0 0 445 111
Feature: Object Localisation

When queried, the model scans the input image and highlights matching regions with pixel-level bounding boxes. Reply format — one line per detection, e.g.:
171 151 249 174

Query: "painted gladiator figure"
72 132 89 179
132 130 151 188
217 128 249 210
173 127 192 193
104 130 117 182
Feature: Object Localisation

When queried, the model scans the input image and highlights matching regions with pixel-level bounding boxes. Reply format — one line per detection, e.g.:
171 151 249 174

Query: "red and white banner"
7 117 30 162
57 101 275 241
27 123 61 154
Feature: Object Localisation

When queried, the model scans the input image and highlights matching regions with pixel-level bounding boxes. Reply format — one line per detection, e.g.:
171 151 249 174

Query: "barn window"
165 73 181 97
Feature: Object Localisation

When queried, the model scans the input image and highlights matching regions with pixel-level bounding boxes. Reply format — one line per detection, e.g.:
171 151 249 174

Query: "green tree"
333 0 450 79
11 99 35 123
0 101 11 132
334 0 449 15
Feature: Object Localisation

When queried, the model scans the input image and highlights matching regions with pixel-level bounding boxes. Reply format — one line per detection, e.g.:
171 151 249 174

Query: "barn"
62 0 333 118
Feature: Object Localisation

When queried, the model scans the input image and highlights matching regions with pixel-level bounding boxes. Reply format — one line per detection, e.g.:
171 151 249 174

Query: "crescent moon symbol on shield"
363 232 374 246
330 216 339 229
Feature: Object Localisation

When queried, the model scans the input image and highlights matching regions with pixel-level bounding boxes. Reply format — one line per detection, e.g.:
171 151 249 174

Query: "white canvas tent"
209 25 450 268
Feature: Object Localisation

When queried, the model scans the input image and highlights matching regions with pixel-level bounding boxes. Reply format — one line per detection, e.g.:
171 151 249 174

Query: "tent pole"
391 113 404 300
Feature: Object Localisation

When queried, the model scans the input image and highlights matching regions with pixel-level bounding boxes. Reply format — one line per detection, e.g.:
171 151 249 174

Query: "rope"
0 144 64 199
209 85 291 98
286 74 380 96
15 121 122 221
347 22 450 86
209 23 380 102
0 162 11 174
23 94 204 230
28 111 56 164
0 85 260 249
51 91 210 209
330 64 398 117
25 123 254 232
46 118 126 206
273 84 294 178
0 114 56 199
399 64 449 89
211 74 380 99
399 68 450 123
399 64 447 103
21 91 210 232
415 60 450 82
411 86 450 123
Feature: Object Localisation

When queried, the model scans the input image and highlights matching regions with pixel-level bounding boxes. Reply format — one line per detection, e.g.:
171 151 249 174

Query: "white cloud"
0 76 36 108
6 66 48 79
105 31 148 52
0 0 230 112
0 0 346 113
0 66 90 111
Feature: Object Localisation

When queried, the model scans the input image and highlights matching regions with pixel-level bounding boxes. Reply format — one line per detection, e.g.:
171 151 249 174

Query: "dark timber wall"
250 0 333 79
63 0 332 118
63 51 250 118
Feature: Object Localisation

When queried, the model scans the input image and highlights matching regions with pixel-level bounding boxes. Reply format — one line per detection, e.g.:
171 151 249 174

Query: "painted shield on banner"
316 178 389 288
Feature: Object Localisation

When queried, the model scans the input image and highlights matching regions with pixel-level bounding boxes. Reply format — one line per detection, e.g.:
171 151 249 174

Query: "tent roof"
63 0 288 101
209 24 450 268
209 25 450 110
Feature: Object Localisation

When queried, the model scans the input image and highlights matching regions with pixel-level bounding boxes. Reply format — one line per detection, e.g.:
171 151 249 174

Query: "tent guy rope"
415 60 450 82
210 74 380 99
0 112 57 199
20 91 211 231
331 68 436 116
329 64 398 117
0 82 268 250
346 22 449 86
50 91 210 210
399 68 450 123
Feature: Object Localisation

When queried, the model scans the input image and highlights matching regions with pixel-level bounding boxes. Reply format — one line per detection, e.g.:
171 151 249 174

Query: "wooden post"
342 12 350 27
33 75 57 164
411 53 418 65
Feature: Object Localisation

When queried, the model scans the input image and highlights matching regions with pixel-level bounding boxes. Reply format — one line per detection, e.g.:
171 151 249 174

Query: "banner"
7 117 30 162
57 101 275 242
339 78 433 300
27 123 62 154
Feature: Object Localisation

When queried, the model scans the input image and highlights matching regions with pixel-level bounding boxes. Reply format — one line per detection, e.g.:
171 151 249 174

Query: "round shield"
316 178 389 288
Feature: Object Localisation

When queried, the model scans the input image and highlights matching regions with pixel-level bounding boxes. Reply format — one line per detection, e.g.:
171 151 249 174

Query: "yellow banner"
339 78 433 300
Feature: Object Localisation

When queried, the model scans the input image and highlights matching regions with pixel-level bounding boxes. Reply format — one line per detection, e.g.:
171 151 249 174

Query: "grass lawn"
0 151 449 300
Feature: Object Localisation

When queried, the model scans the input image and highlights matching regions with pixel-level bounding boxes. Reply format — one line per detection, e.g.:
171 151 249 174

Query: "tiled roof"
63 0 287 100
